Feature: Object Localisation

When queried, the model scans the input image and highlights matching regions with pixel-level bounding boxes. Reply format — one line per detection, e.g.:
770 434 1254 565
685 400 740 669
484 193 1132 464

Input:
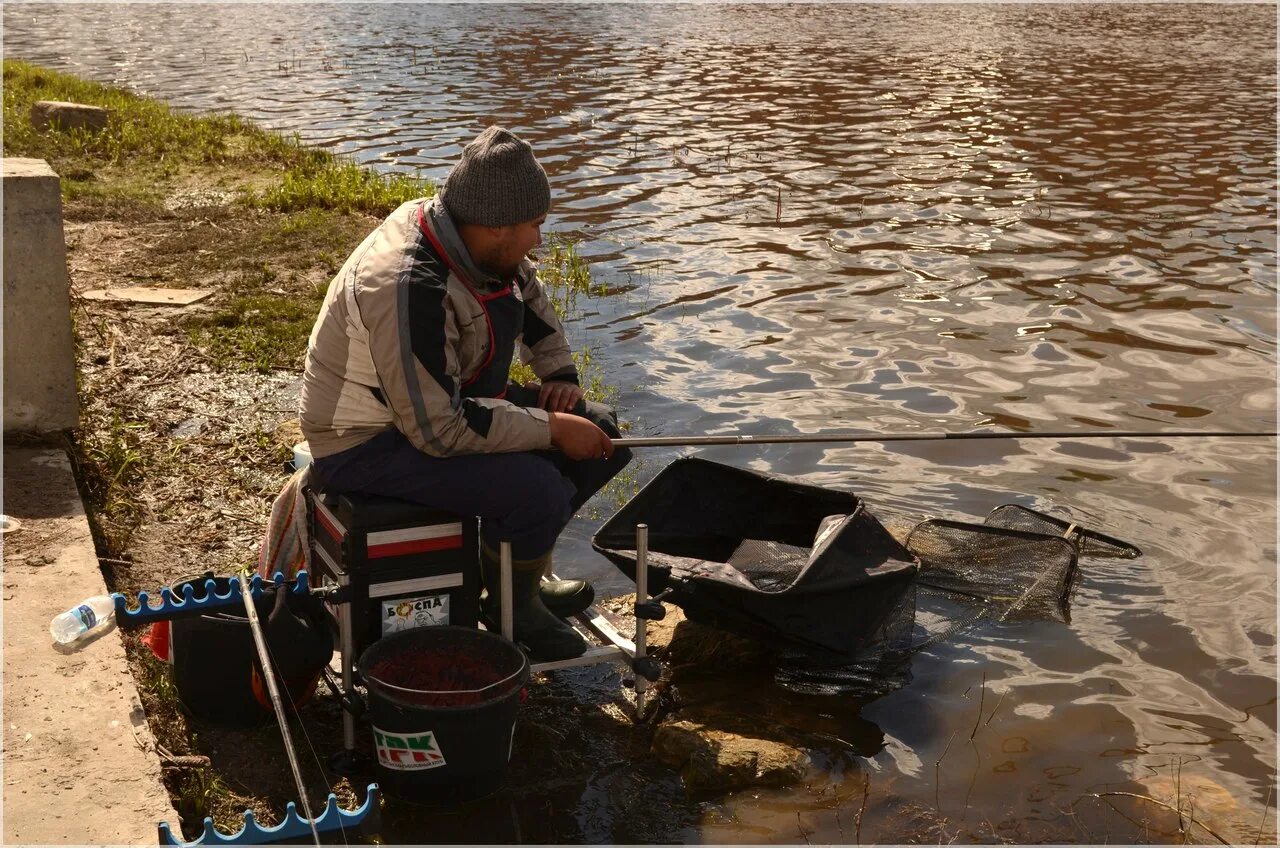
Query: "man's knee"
581 399 622 437
585 402 631 470
481 453 575 558
503 453 576 520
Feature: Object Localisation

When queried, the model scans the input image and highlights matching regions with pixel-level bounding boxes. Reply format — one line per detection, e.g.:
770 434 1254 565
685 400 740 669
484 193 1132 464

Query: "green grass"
538 233 607 320
2 59 432 219
572 346 619 406
1 59 324 171
509 234 615 397
61 168 166 208
71 409 148 554
249 159 433 214
186 292 325 372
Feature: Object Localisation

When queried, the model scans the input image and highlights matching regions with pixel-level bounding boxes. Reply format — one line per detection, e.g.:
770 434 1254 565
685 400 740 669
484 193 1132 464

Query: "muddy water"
7 3 1276 842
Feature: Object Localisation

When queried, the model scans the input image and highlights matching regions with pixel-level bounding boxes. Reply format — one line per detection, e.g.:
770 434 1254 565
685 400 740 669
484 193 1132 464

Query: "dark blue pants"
310 387 632 559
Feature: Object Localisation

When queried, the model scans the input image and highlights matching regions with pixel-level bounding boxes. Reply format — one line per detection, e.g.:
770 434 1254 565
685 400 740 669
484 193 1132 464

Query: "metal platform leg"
634 523 649 715
326 571 367 776
517 528 664 720
338 572 356 753
500 541 514 642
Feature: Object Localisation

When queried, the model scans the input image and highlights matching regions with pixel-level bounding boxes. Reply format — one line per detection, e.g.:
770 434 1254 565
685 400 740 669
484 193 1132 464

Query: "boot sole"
541 585 596 620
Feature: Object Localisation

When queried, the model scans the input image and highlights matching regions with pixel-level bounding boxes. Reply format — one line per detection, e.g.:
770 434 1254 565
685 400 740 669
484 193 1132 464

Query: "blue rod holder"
114 571 312 625
157 783 379 846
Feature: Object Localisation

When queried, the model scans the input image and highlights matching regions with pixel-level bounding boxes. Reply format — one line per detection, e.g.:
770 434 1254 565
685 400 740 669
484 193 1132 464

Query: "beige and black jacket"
300 197 577 459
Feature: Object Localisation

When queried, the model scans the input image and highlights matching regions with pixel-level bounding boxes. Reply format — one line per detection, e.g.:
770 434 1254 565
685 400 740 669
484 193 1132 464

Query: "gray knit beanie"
439 126 551 227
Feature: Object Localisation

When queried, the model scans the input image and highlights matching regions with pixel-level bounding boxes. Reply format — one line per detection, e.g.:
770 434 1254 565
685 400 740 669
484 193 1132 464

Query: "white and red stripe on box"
315 501 464 559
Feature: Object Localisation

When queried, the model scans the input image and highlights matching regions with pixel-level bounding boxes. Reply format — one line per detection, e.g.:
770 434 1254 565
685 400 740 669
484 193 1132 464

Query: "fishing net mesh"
728 539 811 592
774 512 1092 696
906 520 1078 621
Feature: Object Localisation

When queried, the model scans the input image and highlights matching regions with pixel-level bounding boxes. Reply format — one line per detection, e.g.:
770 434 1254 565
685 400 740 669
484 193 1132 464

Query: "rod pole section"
612 429 1278 449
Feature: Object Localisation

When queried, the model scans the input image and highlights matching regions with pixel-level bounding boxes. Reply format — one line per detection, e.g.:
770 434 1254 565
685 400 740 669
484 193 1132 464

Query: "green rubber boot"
481 544 586 662
540 578 595 619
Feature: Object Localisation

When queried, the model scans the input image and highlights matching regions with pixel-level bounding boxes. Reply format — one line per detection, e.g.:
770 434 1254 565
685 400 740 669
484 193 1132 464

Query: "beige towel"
256 466 313 580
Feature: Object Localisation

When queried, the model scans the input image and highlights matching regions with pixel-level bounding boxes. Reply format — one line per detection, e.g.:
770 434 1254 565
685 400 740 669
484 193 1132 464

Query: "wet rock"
652 719 808 793
1143 773 1244 839
645 601 774 670
31 100 109 133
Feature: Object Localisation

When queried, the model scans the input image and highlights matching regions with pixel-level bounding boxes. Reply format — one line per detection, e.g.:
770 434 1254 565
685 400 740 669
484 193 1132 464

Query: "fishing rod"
612 429 1277 448
240 581 323 848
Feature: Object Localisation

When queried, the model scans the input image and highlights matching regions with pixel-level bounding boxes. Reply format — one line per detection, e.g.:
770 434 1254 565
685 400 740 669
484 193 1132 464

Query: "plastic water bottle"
49 595 117 644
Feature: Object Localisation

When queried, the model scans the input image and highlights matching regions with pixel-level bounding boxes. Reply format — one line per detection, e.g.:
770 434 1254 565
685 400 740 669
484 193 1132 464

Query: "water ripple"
6 3 1275 842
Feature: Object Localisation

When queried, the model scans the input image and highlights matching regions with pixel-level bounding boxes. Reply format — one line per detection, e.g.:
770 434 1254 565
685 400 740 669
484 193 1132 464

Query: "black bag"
170 575 333 727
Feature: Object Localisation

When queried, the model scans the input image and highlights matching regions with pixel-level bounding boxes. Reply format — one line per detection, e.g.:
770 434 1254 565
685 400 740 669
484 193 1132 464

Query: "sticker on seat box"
382 594 450 633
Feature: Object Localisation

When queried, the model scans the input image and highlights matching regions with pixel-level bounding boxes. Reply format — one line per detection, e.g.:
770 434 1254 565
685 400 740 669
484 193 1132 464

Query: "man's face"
488 215 545 279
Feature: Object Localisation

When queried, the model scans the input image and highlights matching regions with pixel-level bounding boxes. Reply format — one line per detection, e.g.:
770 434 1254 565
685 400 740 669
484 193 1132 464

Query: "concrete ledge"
3 447 177 843
3 158 80 432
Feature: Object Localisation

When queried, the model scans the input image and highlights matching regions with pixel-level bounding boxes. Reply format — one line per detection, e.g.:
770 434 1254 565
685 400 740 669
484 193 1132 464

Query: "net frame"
985 504 1142 558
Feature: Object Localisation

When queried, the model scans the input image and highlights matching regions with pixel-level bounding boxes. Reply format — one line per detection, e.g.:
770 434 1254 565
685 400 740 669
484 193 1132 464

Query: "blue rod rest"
114 571 313 625
157 783 379 846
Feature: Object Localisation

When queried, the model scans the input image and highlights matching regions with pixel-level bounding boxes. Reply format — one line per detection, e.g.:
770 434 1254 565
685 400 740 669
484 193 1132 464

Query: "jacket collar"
422 197 506 291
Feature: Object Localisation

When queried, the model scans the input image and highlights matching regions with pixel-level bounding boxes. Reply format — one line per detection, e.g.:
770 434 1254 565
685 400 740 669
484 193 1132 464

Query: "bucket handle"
363 663 526 697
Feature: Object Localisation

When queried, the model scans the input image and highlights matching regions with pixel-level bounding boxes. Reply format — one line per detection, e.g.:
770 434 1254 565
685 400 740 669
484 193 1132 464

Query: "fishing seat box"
306 489 481 656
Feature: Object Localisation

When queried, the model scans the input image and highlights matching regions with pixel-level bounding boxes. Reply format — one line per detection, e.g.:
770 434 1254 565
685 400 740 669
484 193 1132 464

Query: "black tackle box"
307 489 481 655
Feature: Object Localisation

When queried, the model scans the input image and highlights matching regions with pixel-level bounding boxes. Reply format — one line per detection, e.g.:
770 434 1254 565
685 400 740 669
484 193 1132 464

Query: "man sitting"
299 125 632 661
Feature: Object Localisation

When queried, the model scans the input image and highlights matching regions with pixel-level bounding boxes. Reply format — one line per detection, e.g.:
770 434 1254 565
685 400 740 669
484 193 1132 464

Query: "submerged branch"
1087 791 1231 845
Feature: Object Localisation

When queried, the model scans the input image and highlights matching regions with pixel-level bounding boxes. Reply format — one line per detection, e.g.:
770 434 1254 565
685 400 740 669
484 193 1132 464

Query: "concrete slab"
31 100 109 133
3 158 79 433
2 447 177 844
81 287 215 306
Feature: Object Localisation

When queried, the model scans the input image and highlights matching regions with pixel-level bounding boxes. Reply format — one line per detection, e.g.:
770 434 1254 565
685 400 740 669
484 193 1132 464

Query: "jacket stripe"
405 246 455 399
461 401 494 437
394 236 446 455
522 301 557 347
411 216 497 440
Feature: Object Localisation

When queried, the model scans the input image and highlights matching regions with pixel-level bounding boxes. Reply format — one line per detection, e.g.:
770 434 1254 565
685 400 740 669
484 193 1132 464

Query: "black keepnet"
595 458 1142 694
592 457 920 659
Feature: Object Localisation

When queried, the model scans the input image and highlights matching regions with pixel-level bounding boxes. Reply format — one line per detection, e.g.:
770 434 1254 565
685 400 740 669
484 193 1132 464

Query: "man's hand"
536 380 585 413
548 412 615 461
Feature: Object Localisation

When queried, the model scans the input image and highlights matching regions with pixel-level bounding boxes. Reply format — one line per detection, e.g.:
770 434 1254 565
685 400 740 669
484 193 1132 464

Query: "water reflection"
5 2 1275 843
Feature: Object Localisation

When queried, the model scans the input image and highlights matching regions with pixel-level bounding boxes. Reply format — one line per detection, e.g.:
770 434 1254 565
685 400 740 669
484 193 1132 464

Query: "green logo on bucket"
372 727 447 771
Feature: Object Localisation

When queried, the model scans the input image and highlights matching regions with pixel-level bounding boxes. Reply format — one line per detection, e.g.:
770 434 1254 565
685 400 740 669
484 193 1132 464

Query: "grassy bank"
2 60 431 216
3 60 628 837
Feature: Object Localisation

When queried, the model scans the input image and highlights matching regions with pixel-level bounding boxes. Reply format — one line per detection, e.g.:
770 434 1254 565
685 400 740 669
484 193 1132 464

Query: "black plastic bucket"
358 626 529 803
